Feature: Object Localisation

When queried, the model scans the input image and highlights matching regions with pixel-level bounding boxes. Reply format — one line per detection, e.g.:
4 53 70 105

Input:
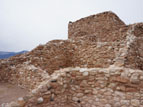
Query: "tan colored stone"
111 76 129 83
76 93 84 98
130 73 140 84
126 87 137 92
84 90 92 94
105 104 111 107
92 89 98 95
120 100 130 106
9 102 20 107
114 102 121 107
37 97 44 104
17 97 25 106
131 99 140 106
82 71 89 76
72 97 79 102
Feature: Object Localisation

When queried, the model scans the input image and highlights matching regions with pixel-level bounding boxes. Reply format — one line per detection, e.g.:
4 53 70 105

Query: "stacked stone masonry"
0 11 143 107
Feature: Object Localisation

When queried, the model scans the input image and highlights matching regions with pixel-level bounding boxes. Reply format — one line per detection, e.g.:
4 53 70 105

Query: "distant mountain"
0 51 28 59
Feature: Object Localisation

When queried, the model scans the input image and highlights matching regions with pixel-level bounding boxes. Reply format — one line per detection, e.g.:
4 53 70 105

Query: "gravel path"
0 82 28 105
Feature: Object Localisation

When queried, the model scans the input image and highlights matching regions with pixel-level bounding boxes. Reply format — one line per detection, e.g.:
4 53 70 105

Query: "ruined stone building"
0 11 143 107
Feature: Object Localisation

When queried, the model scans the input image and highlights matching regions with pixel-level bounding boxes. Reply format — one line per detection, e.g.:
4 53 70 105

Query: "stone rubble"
0 11 143 107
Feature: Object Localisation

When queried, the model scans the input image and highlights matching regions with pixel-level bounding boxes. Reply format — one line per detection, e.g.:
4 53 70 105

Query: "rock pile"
0 11 143 107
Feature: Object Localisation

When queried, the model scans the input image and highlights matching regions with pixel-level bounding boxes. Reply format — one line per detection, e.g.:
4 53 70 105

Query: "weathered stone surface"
0 11 143 107
82 71 89 76
105 104 111 107
37 97 44 104
130 73 140 83
131 99 140 106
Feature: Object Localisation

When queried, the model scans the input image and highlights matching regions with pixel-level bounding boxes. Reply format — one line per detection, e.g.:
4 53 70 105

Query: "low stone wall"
12 66 143 107
28 40 74 75
0 62 49 90
0 40 74 83
0 54 28 82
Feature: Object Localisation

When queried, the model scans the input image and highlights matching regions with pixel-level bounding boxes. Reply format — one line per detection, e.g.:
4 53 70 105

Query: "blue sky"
0 0 143 52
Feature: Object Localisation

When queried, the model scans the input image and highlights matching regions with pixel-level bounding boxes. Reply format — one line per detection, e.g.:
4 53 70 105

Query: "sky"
0 0 143 52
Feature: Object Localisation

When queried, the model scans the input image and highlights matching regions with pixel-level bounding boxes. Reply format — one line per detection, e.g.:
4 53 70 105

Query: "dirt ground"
0 82 28 105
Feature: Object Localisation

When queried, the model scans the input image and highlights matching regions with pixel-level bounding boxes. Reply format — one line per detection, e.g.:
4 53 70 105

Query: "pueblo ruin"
0 11 143 107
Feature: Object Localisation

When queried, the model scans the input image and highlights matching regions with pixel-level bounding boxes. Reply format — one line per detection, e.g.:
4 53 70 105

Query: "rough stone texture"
68 11 126 41
0 11 143 107
6 67 143 107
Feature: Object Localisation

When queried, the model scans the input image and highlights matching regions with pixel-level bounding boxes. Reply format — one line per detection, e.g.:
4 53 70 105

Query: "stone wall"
124 37 143 70
9 67 143 107
114 24 143 70
68 11 126 42
1 12 143 79
71 41 120 68
28 40 74 75
0 61 48 90
0 54 28 82
68 16 143 70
